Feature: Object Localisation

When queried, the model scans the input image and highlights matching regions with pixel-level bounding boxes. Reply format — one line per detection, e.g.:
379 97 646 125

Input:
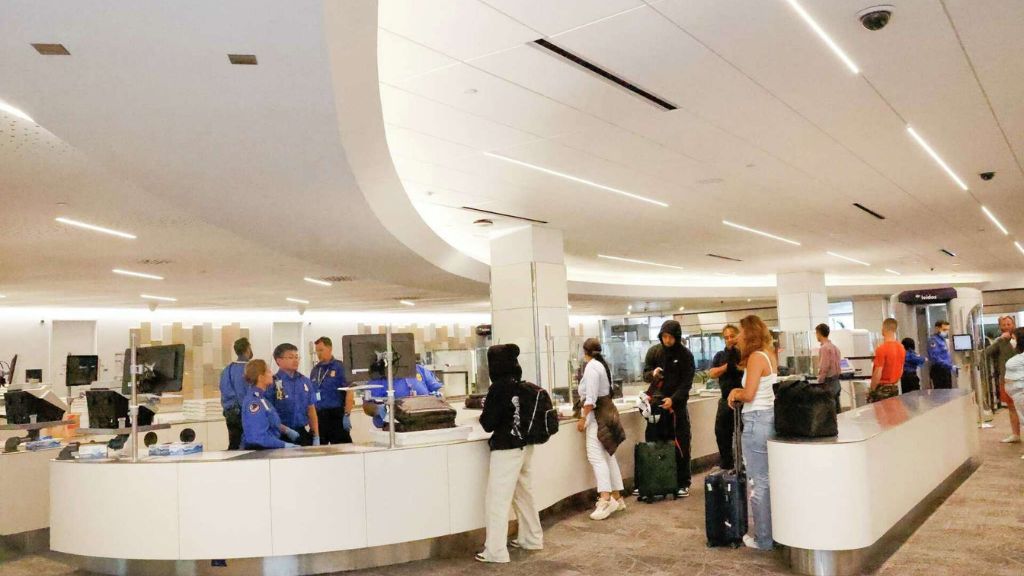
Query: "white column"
490 226 570 391
776 272 829 336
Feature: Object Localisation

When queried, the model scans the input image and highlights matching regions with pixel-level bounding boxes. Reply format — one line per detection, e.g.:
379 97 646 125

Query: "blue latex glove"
343 414 352 432
283 442 299 449
312 436 321 446
282 427 300 442
430 390 443 398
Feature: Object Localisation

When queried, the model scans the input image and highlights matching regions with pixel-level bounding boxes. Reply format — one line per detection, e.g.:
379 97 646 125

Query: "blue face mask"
940 330 950 338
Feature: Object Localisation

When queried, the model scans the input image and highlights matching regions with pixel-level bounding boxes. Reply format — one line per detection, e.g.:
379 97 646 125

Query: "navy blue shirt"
241 387 286 449
311 358 348 411
265 370 316 430
218 361 249 412
928 334 952 369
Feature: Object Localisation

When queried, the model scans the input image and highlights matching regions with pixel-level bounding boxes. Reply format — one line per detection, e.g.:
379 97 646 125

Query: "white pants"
481 446 543 562
1010 387 1024 431
586 418 624 494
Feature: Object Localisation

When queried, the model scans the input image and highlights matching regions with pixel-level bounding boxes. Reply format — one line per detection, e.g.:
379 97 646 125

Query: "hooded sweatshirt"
643 320 696 407
480 344 527 451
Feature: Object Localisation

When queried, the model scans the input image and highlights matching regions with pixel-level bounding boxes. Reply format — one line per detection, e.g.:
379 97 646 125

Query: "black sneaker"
676 487 690 498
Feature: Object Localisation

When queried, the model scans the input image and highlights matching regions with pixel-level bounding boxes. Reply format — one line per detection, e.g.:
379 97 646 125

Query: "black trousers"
652 401 692 488
224 408 243 451
317 407 352 445
714 398 736 470
901 373 921 394
930 364 953 389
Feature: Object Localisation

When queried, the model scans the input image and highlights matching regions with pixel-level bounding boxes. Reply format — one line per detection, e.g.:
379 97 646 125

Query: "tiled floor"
2 410 1021 576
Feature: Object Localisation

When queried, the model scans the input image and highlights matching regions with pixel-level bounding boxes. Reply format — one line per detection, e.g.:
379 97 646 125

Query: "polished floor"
2 410 1022 576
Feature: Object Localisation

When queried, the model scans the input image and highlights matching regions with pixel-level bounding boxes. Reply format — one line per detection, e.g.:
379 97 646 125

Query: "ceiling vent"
531 39 677 111
460 206 548 225
227 54 258 65
852 203 886 220
31 43 70 55
940 248 957 257
321 275 356 283
136 258 172 265
707 253 743 262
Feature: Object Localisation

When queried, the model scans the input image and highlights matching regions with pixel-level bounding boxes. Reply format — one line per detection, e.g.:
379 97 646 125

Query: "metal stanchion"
386 325 395 450
130 334 139 463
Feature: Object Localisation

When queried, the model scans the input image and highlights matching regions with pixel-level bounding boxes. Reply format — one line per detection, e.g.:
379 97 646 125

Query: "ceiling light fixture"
141 294 176 302
981 206 1009 235
484 152 669 207
885 269 902 276
0 100 34 123
722 220 801 246
598 254 684 270
399 300 416 307
1015 242 1024 257
826 251 871 266
113 269 164 280
227 54 258 65
286 297 310 305
906 126 969 191
940 248 957 257
303 277 332 287
0 294 6 299
783 0 860 74
678 306 685 311
55 217 136 239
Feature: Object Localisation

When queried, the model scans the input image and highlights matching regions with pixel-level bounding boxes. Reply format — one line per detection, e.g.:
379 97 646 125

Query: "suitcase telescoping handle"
731 401 744 475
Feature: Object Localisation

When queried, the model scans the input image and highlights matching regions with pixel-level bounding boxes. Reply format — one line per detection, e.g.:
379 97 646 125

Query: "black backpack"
514 380 559 445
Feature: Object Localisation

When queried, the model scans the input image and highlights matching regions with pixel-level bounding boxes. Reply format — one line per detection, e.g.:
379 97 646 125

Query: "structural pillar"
776 271 829 344
490 226 570 393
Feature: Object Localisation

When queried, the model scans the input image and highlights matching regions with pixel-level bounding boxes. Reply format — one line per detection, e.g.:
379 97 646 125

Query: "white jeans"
481 446 543 562
586 418 624 494
1010 387 1024 430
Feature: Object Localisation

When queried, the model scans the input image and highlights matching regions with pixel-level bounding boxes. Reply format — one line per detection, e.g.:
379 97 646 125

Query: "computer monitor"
3 388 67 424
341 333 416 382
25 369 43 383
121 344 185 394
952 334 974 352
66 355 99 387
85 389 156 429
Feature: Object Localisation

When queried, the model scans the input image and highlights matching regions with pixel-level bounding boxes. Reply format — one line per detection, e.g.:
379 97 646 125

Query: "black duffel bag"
387 396 458 432
774 380 838 438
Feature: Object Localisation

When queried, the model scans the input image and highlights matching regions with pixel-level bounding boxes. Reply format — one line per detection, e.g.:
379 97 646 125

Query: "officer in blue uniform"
266 343 320 446
240 358 298 450
928 320 954 389
218 337 252 450
311 336 353 444
363 362 444 428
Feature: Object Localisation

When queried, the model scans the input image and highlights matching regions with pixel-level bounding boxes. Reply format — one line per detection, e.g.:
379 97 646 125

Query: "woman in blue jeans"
727 315 777 551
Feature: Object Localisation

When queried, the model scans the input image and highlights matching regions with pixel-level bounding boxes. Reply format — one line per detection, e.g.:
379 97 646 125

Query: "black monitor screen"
341 333 416 382
3 390 66 425
67 355 99 387
122 344 185 394
25 369 43 383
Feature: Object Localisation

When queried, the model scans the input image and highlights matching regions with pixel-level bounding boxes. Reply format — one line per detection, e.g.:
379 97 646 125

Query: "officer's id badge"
303 383 309 393
330 370 336 377
417 373 423 381
249 401 260 414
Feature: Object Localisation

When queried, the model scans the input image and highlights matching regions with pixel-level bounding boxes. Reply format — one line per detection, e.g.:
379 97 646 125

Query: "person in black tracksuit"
643 320 696 496
709 325 743 471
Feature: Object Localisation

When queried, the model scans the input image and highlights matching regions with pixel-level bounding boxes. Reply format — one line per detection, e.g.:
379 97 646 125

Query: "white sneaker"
743 535 769 551
613 497 626 513
590 498 618 520
1000 434 1021 443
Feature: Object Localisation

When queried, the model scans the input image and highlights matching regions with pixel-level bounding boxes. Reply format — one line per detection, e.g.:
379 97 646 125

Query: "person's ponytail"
582 338 612 382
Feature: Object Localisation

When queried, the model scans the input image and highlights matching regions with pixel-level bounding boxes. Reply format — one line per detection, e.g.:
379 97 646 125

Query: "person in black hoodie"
642 319 696 496
476 344 543 563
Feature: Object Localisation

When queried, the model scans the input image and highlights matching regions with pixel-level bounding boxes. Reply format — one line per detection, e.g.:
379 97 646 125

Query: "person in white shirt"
576 338 626 520
1002 327 1024 460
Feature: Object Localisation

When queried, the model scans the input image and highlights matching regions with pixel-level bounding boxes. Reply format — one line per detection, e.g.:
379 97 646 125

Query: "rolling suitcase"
388 396 457 432
705 403 747 547
634 441 679 502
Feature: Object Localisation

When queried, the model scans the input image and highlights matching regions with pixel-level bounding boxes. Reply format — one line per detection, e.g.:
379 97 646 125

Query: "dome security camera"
858 5 894 31
979 171 995 181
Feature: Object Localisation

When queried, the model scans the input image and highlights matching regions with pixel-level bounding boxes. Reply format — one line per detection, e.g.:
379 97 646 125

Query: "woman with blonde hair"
726 315 777 550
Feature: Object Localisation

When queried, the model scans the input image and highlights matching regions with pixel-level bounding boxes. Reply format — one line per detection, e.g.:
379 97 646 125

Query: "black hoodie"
480 344 527 451
643 320 696 406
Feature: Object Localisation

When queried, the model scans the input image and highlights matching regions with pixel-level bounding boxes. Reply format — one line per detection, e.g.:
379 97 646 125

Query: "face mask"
940 330 949 338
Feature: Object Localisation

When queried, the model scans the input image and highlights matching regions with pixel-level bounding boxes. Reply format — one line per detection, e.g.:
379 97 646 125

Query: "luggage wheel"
730 542 741 549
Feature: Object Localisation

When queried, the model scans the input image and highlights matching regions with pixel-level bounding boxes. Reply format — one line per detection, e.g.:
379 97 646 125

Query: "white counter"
0 447 60 537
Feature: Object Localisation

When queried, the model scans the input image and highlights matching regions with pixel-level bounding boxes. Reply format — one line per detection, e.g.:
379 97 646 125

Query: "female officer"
242 359 299 450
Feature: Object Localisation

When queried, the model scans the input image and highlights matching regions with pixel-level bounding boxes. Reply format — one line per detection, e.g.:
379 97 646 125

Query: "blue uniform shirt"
366 364 444 428
904 350 926 374
218 361 249 412
241 387 286 449
311 358 348 411
265 370 316 430
928 333 952 369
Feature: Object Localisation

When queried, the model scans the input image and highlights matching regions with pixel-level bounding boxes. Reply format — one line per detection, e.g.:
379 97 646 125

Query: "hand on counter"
312 436 321 446
343 414 352 432
281 426 300 442
283 442 299 449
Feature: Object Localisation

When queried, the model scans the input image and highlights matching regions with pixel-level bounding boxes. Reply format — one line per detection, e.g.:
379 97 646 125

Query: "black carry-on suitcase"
705 403 747 547
634 441 679 502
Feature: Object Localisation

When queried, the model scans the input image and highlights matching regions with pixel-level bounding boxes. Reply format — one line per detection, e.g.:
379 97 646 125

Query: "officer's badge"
417 373 423 381
304 383 309 393
330 370 336 377
249 402 260 414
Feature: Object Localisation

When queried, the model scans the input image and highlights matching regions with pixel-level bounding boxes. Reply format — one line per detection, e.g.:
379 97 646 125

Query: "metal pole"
130 334 139 463
386 325 395 450
545 324 554 394
530 262 542 386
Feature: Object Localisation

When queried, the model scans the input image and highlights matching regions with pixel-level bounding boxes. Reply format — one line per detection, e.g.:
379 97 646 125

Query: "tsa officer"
266 343 320 445
218 337 252 450
311 336 353 444
363 361 445 428
928 320 954 389
241 359 298 449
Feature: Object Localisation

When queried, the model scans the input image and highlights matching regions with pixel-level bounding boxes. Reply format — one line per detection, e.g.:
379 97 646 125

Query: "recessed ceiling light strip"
980 206 1009 235
940 248 957 258
141 294 176 302
722 220 801 246
852 203 886 220
286 297 309 305
1015 242 1024 257
906 126 969 191
884 269 901 276
597 254 684 270
399 300 416 307
56 217 136 239
484 152 669 208
113 269 164 280
303 277 332 287
826 251 871 266
783 0 860 74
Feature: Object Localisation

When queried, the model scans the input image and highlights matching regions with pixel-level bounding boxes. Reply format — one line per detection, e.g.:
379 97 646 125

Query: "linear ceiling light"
906 126 969 191
884 269 902 276
940 248 957 257
141 294 176 302
483 152 669 208
598 254 684 270
981 206 1009 235
826 251 871 266
286 297 309 305
303 277 332 287
55 217 136 239
722 220 801 246
783 0 860 74
0 100 34 123
1015 242 1024 257
113 269 163 280
399 300 416 307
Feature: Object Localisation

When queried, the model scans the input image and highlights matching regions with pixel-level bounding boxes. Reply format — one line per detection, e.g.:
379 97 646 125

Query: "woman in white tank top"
726 315 777 551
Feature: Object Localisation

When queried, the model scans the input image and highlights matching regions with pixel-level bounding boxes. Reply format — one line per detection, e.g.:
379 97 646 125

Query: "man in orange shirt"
869 318 905 403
